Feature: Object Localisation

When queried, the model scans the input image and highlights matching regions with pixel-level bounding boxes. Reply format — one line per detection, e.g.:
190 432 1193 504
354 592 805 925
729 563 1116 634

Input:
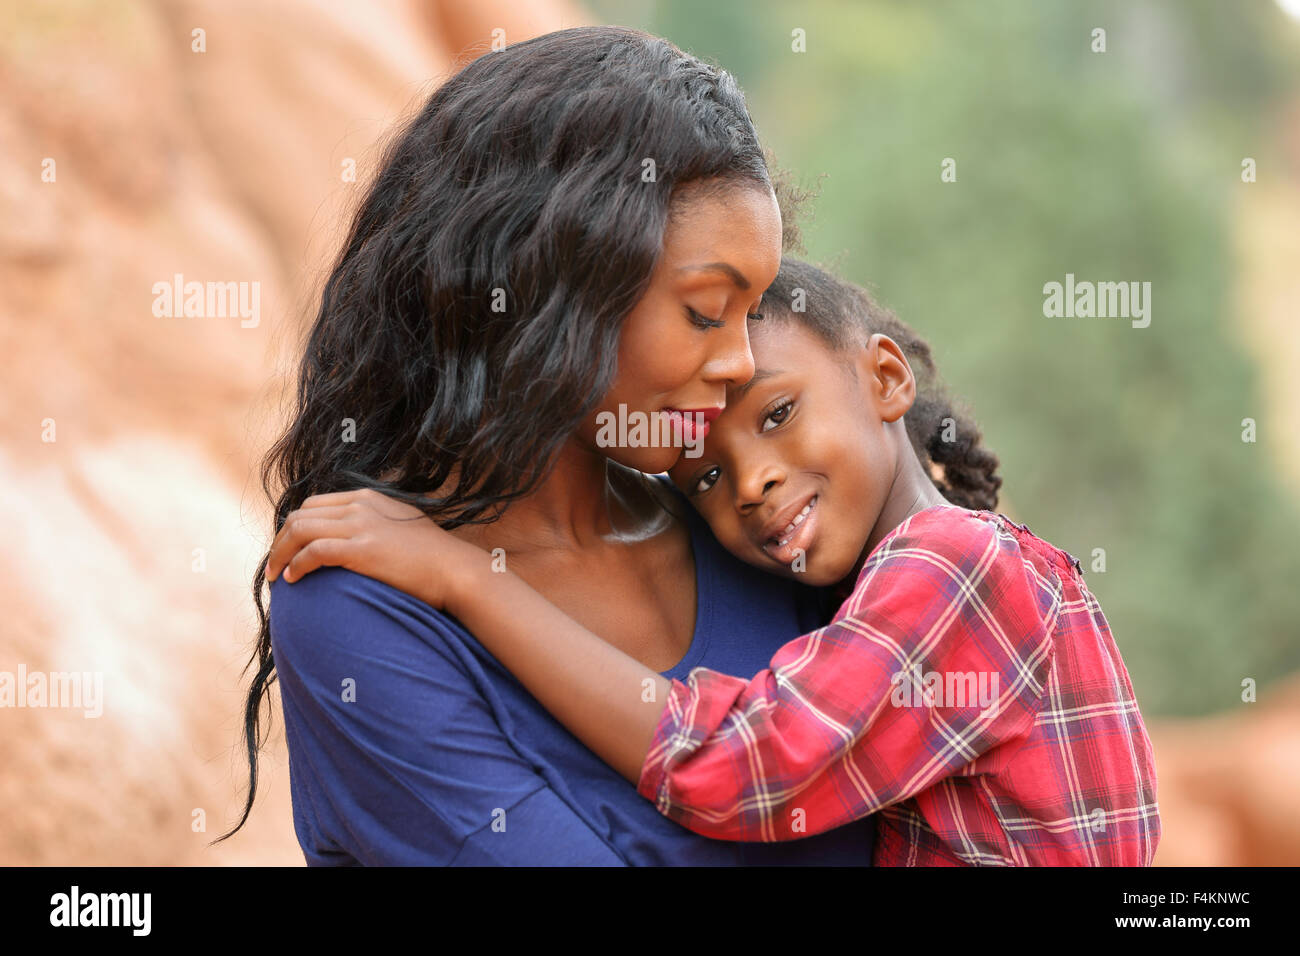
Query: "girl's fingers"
268 511 353 581
283 537 353 584
299 490 374 510
272 505 353 548
304 488 428 521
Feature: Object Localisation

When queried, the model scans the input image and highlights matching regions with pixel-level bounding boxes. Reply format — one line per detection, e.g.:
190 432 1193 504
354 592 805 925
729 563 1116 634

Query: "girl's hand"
266 488 484 611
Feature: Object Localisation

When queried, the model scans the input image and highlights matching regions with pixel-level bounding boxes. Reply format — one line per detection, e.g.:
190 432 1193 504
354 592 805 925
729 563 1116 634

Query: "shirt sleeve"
636 509 1057 842
270 568 625 866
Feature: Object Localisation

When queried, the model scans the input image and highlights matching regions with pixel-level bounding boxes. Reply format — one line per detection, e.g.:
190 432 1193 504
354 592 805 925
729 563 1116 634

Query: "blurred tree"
591 0 1300 716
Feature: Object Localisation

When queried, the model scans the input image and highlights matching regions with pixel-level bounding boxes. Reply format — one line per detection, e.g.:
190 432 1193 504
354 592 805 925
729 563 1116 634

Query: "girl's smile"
759 492 818 562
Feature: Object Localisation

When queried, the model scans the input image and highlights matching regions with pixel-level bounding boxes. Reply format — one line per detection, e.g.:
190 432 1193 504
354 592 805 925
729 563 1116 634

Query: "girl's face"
575 182 783 475
668 319 917 587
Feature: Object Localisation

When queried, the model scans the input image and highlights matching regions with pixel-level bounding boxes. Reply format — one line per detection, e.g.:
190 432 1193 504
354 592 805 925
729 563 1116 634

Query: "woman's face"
574 181 783 474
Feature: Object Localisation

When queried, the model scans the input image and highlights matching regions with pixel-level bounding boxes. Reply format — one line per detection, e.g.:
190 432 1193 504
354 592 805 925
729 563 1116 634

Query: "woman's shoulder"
269 568 471 667
270 565 414 622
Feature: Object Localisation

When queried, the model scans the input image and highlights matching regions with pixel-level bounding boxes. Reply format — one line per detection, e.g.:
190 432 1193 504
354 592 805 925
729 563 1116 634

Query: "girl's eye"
761 399 794 432
691 466 722 495
686 307 725 330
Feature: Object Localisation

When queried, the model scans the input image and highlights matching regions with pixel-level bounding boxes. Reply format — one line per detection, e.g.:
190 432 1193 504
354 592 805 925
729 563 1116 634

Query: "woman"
219 25 875 864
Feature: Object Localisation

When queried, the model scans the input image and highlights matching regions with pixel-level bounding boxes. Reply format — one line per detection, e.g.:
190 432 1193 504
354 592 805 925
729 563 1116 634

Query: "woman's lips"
762 495 818 566
663 408 714 442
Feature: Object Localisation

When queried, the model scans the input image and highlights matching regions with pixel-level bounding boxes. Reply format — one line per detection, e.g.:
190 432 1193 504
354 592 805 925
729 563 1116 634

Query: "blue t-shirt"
270 490 876 865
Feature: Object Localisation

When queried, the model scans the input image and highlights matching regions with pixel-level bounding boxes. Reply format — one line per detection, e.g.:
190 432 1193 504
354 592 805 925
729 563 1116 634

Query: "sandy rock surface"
0 0 583 866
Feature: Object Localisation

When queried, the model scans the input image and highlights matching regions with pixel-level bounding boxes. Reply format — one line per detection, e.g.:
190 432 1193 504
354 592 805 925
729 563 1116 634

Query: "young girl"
267 258 1161 866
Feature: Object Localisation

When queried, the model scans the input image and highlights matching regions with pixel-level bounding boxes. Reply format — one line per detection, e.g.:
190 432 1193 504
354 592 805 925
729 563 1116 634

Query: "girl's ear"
856 333 916 423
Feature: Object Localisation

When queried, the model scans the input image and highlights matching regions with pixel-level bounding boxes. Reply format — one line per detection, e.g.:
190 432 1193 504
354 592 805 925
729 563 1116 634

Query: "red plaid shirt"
637 506 1161 866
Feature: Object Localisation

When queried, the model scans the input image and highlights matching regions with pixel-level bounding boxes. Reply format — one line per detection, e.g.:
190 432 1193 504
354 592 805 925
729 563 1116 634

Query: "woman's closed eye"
686 307 725 330
686 306 767 330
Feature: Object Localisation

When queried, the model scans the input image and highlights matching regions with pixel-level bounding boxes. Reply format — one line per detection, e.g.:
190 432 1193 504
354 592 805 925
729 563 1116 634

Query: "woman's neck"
464 441 671 556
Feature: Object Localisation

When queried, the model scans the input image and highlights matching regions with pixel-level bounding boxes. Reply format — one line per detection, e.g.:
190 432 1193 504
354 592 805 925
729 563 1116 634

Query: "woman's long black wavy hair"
214 26 781 843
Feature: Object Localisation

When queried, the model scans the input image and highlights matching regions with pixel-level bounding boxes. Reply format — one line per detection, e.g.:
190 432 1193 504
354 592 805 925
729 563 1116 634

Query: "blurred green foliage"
589 0 1300 716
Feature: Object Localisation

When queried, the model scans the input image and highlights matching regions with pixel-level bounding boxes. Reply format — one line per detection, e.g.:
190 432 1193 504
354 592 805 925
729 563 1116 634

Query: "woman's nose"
701 317 756 388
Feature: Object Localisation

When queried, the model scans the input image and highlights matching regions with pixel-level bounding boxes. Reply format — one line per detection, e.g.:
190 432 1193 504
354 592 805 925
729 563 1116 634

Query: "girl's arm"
267 488 669 783
636 508 1056 841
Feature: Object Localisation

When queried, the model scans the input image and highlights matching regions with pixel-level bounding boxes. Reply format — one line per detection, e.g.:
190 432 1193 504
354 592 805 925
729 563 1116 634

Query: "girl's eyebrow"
732 367 782 400
675 262 751 290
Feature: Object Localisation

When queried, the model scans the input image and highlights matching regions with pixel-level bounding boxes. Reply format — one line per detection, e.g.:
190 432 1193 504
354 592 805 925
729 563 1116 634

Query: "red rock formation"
0 0 585 866
1148 674 1300 866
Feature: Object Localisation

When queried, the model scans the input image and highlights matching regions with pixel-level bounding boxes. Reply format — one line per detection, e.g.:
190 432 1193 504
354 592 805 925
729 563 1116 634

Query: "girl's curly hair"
761 258 1002 511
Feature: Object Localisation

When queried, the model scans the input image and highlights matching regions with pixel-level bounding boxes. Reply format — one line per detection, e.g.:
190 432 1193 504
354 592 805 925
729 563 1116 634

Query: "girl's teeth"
774 500 815 548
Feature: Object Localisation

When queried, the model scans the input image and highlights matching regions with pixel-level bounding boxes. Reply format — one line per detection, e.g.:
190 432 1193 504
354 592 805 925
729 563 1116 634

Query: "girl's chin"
774 549 858 588
781 565 842 588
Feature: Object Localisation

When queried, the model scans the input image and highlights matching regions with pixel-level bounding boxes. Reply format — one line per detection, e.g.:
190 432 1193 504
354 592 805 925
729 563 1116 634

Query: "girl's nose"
735 462 784 514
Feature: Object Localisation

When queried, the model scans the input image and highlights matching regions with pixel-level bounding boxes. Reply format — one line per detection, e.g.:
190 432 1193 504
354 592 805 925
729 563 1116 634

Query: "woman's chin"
606 446 684 477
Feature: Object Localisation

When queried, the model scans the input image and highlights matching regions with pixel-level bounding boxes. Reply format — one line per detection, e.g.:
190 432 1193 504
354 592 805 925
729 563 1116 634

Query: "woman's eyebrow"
675 262 751 290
